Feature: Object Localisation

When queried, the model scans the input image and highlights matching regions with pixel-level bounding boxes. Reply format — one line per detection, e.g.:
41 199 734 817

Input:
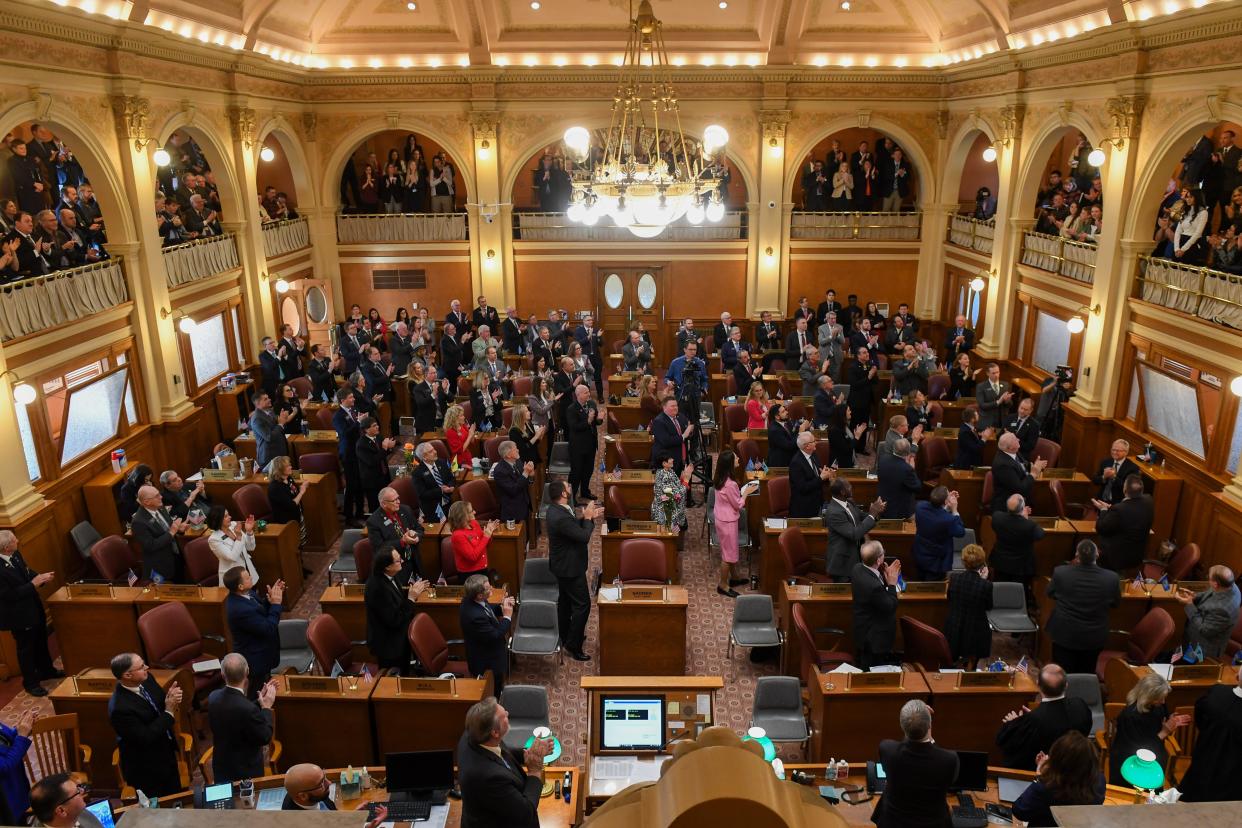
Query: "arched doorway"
1025 127 1103 240
954 132 1001 218
154 127 237 246
256 132 302 220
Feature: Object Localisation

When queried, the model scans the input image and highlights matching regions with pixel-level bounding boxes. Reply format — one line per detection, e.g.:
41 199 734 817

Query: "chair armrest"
350 639 368 646
269 739 283 769
80 744 92 764
179 732 193 752
152 661 178 670
814 627 846 636
1094 731 1108 752
1164 735 1181 756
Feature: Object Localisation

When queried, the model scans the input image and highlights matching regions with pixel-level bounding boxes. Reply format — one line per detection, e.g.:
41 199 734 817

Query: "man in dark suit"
733 348 762 398
944 313 975 361
6 212 52 276
471 296 500 335
990 494 1045 588
332 388 365 523
824 478 885 581
460 575 514 693
207 653 275 783
995 664 1093 770
877 439 921 519
883 316 915 355
365 547 428 673
1092 474 1154 573
911 486 965 581
1180 133 1214 188
223 566 283 691
412 442 455 523
812 375 838 427
494 441 534 524
990 432 1047 512
850 541 902 668
362 346 394 408
367 487 423 583
975 363 1014 430
755 310 783 356
339 322 365 375
1046 540 1121 675
952 407 991 469
1092 439 1142 505
0 530 59 696
158 470 211 520
501 307 524 355
356 416 395 514
457 697 552 828
573 314 606 397
871 699 958 828
410 368 451 434
439 322 465 383
566 385 601 503
784 317 811 370
816 289 842 326
650 395 692 474
249 391 290 472
388 322 416 376
108 652 184 797
546 482 603 661
446 299 471 336
276 325 306 379
1004 397 1041 460
131 484 184 583
789 431 832 518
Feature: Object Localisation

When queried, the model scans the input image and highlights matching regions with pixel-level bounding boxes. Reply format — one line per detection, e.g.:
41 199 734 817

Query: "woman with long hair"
1107 672 1190 785
442 404 477 466
826 405 864 469
358 163 379 211
275 383 304 436
712 450 757 597
745 383 770 430
508 404 544 466
527 375 556 460
1170 187 1209 264
117 464 154 526
367 308 388 350
447 500 498 581
864 301 885 332
948 352 978 400
470 369 500 432
1012 732 1106 827
393 307 411 329
267 455 309 547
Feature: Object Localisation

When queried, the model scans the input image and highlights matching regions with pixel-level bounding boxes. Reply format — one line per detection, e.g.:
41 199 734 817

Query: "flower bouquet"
402 442 417 476
658 486 681 527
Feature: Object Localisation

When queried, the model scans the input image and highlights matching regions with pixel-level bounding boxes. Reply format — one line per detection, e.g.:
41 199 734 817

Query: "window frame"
177 297 248 395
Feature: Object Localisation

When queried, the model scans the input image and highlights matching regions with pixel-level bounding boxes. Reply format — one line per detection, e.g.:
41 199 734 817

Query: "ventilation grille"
372 268 427 290
1161 358 1193 381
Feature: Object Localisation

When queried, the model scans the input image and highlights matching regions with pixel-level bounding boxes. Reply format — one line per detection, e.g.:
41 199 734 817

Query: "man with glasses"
29 773 103 828
281 762 390 825
366 486 423 585
107 652 184 797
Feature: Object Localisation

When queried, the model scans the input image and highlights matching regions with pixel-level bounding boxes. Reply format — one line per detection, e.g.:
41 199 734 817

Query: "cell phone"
984 802 1012 822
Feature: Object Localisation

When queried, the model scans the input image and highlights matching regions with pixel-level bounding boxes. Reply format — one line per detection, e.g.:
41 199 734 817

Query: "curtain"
1139 259 1203 315
0 260 129 341
516 212 743 242
336 214 467 243
790 212 921 240
163 234 241 287
261 218 310 258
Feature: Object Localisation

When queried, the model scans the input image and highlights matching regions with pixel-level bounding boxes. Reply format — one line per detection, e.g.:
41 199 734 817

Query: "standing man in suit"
410 367 450 434
784 316 811 370
952 407 991 469
457 697 553 828
276 325 306 379
546 482 603 662
494 441 534 525
412 442 455 523
622 329 652 374
990 432 1047 512
851 541 902 668
756 310 783 367
439 322 465 384
574 314 605 398
0 530 59 697
650 395 693 475
223 566 283 691
944 314 974 362
356 416 395 515
1092 474 1155 573
995 664 1092 770
1176 565 1240 659
975 363 1014 430
362 347 394 420
877 439 921 519
249 391 290 472
1004 397 1041 461
816 289 842 326
258 337 285 399
990 494 1045 590
733 348 762 398
338 322 366 376
1092 439 1141 505
367 487 423 583
816 311 846 380
460 575 515 693
883 315 915 355
1046 540 1121 674
365 548 429 673
389 322 416 376
911 486 965 581
471 296 500 335
332 388 364 524
566 385 600 503
131 485 184 583
501 307 525 355
871 700 958 828
789 432 833 518
824 478 886 581
812 375 838 428
207 653 275 783
108 652 184 797
446 299 471 336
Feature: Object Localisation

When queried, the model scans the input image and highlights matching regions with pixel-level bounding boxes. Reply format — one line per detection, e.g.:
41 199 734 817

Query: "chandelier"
562 0 730 238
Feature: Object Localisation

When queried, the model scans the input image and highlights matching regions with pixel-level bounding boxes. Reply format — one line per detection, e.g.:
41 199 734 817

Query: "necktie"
798 332 805 351
152 509 168 530
138 685 163 718
1017 418 1025 431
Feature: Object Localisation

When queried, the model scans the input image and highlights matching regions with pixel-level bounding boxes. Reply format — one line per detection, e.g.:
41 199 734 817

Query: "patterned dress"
650 467 687 530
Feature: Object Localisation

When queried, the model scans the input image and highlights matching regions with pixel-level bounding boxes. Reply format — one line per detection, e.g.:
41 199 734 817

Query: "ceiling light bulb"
969 276 986 292
982 146 997 163
259 146 275 163
1066 316 1085 334
1088 148 1106 167
1231 376 1242 397
703 124 729 151
153 148 171 167
274 278 290 294
12 383 35 406
564 126 591 151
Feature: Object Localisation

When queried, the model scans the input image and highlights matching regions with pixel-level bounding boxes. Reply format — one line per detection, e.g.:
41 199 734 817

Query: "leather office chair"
617 538 668 584
502 407 514 431
703 335 716 356
724 404 748 435
918 436 951 483
329 529 362 586
314 406 336 431
980 471 994 513
1095 606 1176 681
287 377 312 399
790 603 850 682
725 374 737 398
778 528 829 584
1031 438 1062 468
768 358 786 372
459 400 474 426
306 614 375 676
614 442 636 470
439 536 461 584
640 395 661 419
353 538 375 583
928 373 950 400
1047 479 1068 519
457 377 474 397
607 412 622 434
508 599 562 668
814 441 832 469
430 440 450 462
605 486 629 528
729 594 782 660
899 616 954 670
767 475 791 516
90 535 140 582
276 619 315 674
389 475 417 510
407 613 469 677
231 484 272 521
483 436 505 464
1142 542 1200 583
547 442 571 476
927 402 944 428
70 521 102 560
182 537 219 586
785 399 807 423
1065 673 1106 737
986 582 1038 636
511 376 533 397
23 713 90 785
735 439 762 471
136 602 224 698
520 557 559 603
459 478 500 521
298 452 340 483
499 685 550 751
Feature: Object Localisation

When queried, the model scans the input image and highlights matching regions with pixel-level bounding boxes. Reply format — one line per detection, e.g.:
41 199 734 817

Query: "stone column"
227 103 275 349
469 112 508 305
915 202 957 320
978 104 1026 359
299 204 346 319
751 110 790 315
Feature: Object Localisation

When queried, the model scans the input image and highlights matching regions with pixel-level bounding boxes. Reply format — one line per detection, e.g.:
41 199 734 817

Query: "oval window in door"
603 273 624 309
281 297 302 334
305 286 328 324
637 273 657 309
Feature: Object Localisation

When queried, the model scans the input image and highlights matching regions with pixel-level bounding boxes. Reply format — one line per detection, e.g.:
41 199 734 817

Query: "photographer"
664 339 706 394
1036 365 1075 443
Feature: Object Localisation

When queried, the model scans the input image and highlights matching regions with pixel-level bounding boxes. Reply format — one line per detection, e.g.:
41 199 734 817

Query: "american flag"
127 569 138 586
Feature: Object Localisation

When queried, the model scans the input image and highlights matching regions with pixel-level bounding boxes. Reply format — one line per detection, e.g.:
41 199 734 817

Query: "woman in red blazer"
447 500 498 580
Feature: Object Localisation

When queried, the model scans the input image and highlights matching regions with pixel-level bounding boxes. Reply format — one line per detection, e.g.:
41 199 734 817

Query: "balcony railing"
1019 230 1096 284
162 233 241 288
0 258 129 341
513 211 745 242
261 217 310 258
947 214 995 254
336 212 468 243
1135 255 1242 328
790 211 922 241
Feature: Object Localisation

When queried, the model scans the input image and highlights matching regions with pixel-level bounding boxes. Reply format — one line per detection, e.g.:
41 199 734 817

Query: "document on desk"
600 587 622 602
592 755 670 783
829 663 862 674
1148 663 1173 680
868 665 902 673
765 517 788 530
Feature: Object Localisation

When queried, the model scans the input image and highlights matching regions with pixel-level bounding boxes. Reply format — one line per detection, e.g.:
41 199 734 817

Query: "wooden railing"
1135 255 1242 328
947 214 995 254
162 233 240 288
1019 230 1096 284
512 211 745 241
0 258 129 341
789 211 921 241
261 217 310 258
336 212 468 243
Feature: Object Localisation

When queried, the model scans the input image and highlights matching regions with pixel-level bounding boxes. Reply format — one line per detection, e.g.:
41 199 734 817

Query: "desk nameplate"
618 471 650 481
874 519 908 531
933 428 958 438
286 675 343 694
429 585 465 600
153 584 202 600
307 430 338 440
1176 581 1209 593
1032 517 1060 529
201 469 235 481
620 586 665 601
66 583 113 598
341 584 366 598
396 677 456 696
1041 467 1076 480
903 581 947 595
786 518 822 529
847 671 904 689
810 583 850 596
836 468 867 478
1171 664 1220 682
618 397 641 407
957 671 1015 688
972 466 991 477
72 673 118 694
620 520 664 534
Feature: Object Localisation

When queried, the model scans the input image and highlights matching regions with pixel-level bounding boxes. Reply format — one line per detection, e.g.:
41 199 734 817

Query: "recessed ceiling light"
719 1 728 8
531 0 541 8
406 1 416 9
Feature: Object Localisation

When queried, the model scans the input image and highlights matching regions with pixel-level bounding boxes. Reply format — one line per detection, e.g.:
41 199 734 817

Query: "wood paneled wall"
339 257 473 321
787 250 919 317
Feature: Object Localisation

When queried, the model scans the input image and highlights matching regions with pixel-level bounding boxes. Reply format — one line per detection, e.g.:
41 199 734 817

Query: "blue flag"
988 659 1006 673
1193 643 1204 663
896 573 906 592
746 458 756 472
599 461 606 473
151 571 165 585
1132 573 1144 590
1233 650 1242 666
1160 574 1171 591
1183 645 1199 665
613 465 621 476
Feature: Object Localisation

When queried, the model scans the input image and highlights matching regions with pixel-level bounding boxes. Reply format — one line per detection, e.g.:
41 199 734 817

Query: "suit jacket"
784 329 811 366
944 326 975 358
566 400 600 455
472 306 500 333
733 361 759 398
990 452 1033 513
547 504 594 579
650 412 688 465
356 435 391 490
872 739 958 828
851 563 899 654
1004 415 1041 460
131 507 179 582
990 510 1045 579
996 697 1093 771
367 505 423 574
877 454 921 519
440 334 464 379
883 326 914 355
891 357 929 396
409 380 438 434
788 451 825 518
622 340 652 372
766 420 797 468
494 460 532 522
0 551 44 630
108 677 182 797
813 389 837 427
226 591 282 683
1185 588 1240 659
365 573 415 666
278 337 305 379
1046 563 1121 650
911 502 965 577
975 380 1011 429
412 460 454 523
756 321 783 351
362 360 393 401
307 357 336 402
332 406 362 465
1092 457 1141 505
825 500 877 579
1095 494 1154 571
953 424 984 469
461 599 511 681
389 334 416 376
339 334 364 375
207 686 273 783
445 310 471 335
457 732 541 828
817 300 843 325
249 408 288 471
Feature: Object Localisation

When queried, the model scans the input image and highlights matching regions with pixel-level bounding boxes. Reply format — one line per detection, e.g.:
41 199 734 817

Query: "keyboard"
950 804 988 828
368 800 432 823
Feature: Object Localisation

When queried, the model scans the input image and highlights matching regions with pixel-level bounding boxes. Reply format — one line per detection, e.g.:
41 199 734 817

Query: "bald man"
282 763 392 822
995 664 1092 770
989 432 1047 513
1177 565 1240 659
130 484 184 582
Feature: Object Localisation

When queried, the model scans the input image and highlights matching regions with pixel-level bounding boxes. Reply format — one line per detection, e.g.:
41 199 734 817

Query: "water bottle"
612 575 622 593
837 759 849 780
826 757 837 781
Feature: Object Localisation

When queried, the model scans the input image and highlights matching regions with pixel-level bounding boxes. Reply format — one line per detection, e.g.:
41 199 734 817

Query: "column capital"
1106 95 1147 147
110 95 152 152
469 110 499 141
228 106 258 149
759 109 791 139
1119 238 1151 255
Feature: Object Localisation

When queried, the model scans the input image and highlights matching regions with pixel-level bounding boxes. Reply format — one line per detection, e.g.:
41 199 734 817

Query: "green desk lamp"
743 726 777 762
1120 748 1165 796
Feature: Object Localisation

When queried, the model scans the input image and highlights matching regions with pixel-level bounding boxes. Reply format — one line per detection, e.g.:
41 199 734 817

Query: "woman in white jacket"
205 504 259 584
1172 188 1210 265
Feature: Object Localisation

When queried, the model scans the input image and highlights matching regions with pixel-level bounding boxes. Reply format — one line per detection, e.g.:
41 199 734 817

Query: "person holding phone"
711 450 758 597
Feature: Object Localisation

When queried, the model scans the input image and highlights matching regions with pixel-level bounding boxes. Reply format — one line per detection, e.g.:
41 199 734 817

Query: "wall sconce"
485 249 497 267
982 145 997 163
259 146 276 163
261 272 291 293
160 306 197 333
969 269 993 292
0 369 36 406
478 139 491 160
768 136 782 158
1087 146 1106 166
153 148 171 167
1065 303 1100 334
1230 376 1242 397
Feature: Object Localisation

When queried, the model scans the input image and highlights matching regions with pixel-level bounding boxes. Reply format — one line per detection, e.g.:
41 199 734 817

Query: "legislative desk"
977 516 1081 578
50 667 193 784
607 400 651 433
777 582 950 676
606 373 640 402
601 470 656 521
234 433 342 467
922 426 998 469
918 666 1039 763
938 467 1092 529
1132 458 1183 552
806 666 931 762
370 674 494 759
271 673 377 769
303 400 393 436
134 585 232 652
599 524 681 584
596 586 689 675
1102 658 1235 709
878 395 970 431
214 381 255 443
82 463 135 539
412 508 526 594
603 432 653 470
203 471 341 553
745 471 878 567
1034 576 1191 665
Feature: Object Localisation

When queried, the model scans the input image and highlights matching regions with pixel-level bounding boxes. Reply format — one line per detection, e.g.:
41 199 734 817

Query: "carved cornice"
228 106 257 147
111 95 151 150
1106 95 1146 145
469 111 499 140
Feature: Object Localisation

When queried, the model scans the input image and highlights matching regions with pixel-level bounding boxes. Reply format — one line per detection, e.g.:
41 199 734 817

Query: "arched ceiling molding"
1013 112 1104 223
942 116 998 207
255 114 315 206
243 0 283 50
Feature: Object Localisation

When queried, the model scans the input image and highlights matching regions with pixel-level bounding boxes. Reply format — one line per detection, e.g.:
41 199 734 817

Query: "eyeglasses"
55 784 89 808
294 775 328 796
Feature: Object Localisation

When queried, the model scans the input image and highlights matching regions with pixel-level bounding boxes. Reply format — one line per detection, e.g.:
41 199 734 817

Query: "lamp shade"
743 726 776 762
1120 749 1164 790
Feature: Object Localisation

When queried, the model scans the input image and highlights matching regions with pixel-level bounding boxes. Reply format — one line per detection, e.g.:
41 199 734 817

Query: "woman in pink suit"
712 450 760 598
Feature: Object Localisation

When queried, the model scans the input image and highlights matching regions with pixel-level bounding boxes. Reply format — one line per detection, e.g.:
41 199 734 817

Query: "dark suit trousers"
569 447 595 500
342 465 364 520
13 617 55 689
1052 642 1100 676
556 574 589 653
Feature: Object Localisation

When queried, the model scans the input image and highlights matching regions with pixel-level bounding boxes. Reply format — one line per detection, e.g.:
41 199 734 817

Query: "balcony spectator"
380 163 403 213
56 209 102 268
0 199 16 236
1038 170 1063 206
6 211 51 277
404 148 428 212
1069 134 1099 192
1036 192 1069 235
183 193 221 238
855 157 878 211
430 155 455 213
1162 187 1209 264
1209 226 1242 274
973 186 996 220
7 139 46 215
261 186 280 218
802 159 828 210
880 147 911 213
256 193 273 224
359 163 379 212
402 134 423 167
831 161 854 210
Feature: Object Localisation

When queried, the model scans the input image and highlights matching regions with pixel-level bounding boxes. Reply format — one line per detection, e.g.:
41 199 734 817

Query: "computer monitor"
385 750 455 802
85 800 115 828
951 751 989 792
600 695 665 751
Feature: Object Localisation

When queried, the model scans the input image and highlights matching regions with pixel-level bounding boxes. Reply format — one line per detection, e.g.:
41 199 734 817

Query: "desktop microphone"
659 729 690 751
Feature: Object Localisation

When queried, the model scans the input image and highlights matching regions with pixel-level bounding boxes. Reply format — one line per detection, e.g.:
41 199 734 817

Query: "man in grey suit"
249 391 290 471
876 414 923 462
1176 565 1240 659
817 311 846 381
975 362 1015 429
824 477 887 581
621 329 652 373
545 482 604 662
131 484 184 582
1046 540 1120 674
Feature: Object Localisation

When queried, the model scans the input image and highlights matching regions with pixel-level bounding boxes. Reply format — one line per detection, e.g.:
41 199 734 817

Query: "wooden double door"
594 265 666 362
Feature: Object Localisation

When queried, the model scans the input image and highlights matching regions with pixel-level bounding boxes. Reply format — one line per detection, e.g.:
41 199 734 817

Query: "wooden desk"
1102 660 1235 709
602 471 656 521
179 521 303 606
1034 578 1180 665
745 471 878 569
412 586 509 641
977 516 1081 578
867 520 917 575
919 667 1039 763
758 522 827 598
203 472 340 553
939 468 1092 528
599 526 681 584
235 433 342 467
880 395 971 430
370 675 493 759
134 587 231 653
1134 458 1183 554
83 463 133 539
596 586 688 675
46 586 144 672
608 403 651 433
806 667 931 762
604 433 653 470
214 383 255 443
50 668 193 785
272 673 378 769
483 523 527 594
